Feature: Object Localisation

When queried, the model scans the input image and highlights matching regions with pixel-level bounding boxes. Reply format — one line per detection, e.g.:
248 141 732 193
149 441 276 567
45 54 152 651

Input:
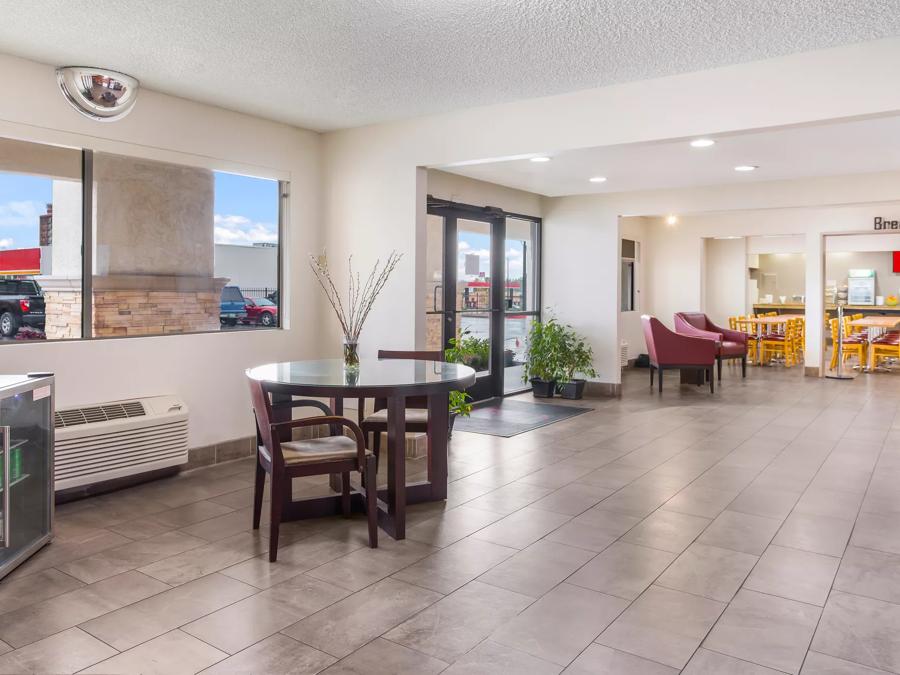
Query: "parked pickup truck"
0 279 45 337
219 285 248 326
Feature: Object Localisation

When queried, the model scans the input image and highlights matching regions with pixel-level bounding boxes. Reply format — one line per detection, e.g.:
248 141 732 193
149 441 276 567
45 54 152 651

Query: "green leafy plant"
558 331 597 383
444 329 485 418
521 317 566 382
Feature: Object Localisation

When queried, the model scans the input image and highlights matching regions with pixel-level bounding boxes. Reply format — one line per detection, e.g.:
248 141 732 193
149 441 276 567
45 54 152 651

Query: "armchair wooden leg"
373 431 381 473
365 455 378 548
709 368 715 394
658 367 663 393
650 366 654 388
341 472 351 517
741 356 747 378
717 356 722 381
268 475 283 563
252 460 265 530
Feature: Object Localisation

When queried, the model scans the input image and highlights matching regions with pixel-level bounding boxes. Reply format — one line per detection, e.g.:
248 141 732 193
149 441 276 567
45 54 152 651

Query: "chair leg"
658 367 663 393
649 366 654 388
365 454 378 548
341 472 351 517
268 475 283 562
373 431 382 473
252 460 265 530
709 368 715 394
717 356 722 381
741 356 747 378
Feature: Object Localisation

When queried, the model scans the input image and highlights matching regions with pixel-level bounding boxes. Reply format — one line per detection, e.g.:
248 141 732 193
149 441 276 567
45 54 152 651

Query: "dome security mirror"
56 67 139 121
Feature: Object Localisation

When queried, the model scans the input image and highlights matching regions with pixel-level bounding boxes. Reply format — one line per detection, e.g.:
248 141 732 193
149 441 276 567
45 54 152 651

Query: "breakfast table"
745 315 804 364
246 358 475 539
848 316 900 372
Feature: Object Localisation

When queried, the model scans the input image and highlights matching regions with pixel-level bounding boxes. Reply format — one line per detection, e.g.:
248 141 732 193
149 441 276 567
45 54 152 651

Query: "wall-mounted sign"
874 217 900 230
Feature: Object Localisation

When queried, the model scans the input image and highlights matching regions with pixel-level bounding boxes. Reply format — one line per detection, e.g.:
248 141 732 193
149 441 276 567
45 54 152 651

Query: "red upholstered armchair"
642 315 717 393
674 311 748 380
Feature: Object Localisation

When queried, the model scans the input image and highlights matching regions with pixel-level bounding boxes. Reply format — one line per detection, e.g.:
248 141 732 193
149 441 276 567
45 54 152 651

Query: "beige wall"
0 53 322 449
427 169 543 217
756 253 806 301
825 251 900 297
705 238 747 326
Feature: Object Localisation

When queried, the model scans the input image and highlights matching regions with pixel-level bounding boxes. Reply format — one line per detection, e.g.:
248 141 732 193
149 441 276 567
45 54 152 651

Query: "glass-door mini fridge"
0 374 53 580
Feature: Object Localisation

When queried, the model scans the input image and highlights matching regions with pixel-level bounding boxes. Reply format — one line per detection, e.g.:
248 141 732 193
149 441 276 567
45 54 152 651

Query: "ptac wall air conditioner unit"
54 395 188 491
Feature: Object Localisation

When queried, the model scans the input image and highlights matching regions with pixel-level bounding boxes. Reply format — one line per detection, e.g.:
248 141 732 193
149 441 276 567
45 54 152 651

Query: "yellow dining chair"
829 318 867 370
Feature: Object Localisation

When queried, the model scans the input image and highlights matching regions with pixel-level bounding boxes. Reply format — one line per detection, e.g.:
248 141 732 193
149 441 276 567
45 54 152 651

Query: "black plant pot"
558 379 586 400
530 378 556 398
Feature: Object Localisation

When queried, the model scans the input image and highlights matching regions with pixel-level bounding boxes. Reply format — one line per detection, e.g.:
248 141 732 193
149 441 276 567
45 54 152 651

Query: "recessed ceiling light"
530 156 551 163
589 176 607 183
690 138 715 148
666 215 678 226
734 165 758 172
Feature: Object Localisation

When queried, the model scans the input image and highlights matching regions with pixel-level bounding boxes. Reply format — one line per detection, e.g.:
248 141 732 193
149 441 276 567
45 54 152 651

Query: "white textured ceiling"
438 114 900 195
2 1 900 131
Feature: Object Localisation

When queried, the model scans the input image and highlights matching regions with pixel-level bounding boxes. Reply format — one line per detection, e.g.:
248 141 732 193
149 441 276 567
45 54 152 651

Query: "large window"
0 136 284 342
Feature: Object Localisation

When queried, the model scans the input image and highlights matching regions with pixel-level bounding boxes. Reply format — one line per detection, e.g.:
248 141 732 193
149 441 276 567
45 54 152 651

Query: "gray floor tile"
794 489 864 522
620 509 711 553
577 463 647 490
744 545 840 606
464 482 555 515
774 513 854 557
0 568 83 615
492 583 628 666
392 536 517 594
0 570 168 648
282 577 442 658
138 531 268 585
705 588 821 674
200 634 336 674
405 506 505 547
385 580 533 662
472 507 572 549
478 540 596 597
530 482 615 515
730 485 802 521
812 590 900 672
442 640 561 675
183 574 350 653
563 643 678 674
79 572 258 651
801 650 891 674
543 518 619 553
850 511 900 556
663 485 740 519
305 537 436 591
82 629 227 674
683 648 785 673
698 510 782 555
0 627 115 674
657 543 758 602
320 638 448 675
567 541 675 600
833 546 900 604
597 585 725 669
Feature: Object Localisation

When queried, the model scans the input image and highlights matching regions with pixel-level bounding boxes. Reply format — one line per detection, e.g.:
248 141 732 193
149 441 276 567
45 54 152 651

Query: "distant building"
39 203 52 245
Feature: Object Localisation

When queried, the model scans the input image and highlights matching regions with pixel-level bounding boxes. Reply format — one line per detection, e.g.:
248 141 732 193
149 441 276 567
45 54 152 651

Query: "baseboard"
804 366 821 377
184 436 254 471
584 381 622 398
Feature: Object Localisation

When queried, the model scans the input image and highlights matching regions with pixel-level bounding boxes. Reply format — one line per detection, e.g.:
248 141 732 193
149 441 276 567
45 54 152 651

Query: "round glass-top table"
247 358 476 539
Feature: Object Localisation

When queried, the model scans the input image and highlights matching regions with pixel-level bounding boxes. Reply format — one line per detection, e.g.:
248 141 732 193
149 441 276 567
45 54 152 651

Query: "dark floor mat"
452 398 593 437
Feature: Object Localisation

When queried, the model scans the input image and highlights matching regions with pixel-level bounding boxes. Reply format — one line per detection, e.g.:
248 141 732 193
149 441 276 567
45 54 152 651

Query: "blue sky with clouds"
0 170 278 250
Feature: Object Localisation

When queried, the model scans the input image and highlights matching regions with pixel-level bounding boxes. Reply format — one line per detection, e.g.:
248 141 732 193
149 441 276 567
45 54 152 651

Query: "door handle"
1 426 9 548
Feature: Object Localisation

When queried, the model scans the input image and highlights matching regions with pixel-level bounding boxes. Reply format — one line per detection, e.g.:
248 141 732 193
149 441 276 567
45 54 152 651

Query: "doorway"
425 197 541 400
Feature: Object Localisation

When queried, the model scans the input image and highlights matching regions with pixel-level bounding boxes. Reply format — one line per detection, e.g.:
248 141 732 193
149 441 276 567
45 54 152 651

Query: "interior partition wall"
425 196 541 400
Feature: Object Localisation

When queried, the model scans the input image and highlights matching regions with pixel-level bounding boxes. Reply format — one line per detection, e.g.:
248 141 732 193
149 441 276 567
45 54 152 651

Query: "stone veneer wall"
42 287 82 340
93 288 222 337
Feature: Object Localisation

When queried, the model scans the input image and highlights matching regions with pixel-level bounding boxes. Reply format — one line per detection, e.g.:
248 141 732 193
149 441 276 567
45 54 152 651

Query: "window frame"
0 142 287 344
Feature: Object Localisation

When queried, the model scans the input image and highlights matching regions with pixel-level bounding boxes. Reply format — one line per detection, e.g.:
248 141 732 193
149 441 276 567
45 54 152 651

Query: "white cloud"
0 238 14 249
457 240 470 251
0 200 43 228
214 214 278 246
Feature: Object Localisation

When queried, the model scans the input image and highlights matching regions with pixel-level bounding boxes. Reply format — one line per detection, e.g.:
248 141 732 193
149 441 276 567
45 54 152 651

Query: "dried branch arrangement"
308 250 403 343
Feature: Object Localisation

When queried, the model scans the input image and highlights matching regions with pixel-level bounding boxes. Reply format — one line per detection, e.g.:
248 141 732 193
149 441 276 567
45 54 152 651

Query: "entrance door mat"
453 399 593 437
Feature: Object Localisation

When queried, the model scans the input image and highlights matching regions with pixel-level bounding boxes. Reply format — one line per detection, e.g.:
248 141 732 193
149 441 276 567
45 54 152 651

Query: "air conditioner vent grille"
54 401 147 428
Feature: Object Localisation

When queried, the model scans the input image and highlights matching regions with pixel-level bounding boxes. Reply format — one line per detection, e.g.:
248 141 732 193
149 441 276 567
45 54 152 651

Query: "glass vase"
343 340 360 371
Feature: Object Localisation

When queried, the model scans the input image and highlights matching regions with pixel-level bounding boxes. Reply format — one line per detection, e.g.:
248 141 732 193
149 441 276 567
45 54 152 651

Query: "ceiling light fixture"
734 165 758 172
56 66 139 121
690 138 715 148
589 176 607 183
666 215 678 226
530 156 551 163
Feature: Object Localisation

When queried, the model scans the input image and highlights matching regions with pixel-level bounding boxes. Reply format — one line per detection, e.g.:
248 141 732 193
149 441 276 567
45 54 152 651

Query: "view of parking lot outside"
0 137 280 341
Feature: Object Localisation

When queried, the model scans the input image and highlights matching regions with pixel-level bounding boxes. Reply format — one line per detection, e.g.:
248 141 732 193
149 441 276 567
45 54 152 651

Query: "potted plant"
522 318 566 397
556 328 597 399
444 330 480 436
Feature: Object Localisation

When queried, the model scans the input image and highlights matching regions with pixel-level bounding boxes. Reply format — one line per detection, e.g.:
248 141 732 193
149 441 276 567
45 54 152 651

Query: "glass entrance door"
425 199 541 400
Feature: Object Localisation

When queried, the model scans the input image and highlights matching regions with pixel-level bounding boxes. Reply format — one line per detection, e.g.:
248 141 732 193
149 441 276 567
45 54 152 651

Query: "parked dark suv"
219 285 248 327
0 279 45 337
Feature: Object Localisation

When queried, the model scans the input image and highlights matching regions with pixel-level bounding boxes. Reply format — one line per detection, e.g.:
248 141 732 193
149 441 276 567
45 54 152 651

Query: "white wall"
704 237 747 326
427 170 542 217
618 217 649 361
0 53 322 448
322 37 900 386
214 244 278 290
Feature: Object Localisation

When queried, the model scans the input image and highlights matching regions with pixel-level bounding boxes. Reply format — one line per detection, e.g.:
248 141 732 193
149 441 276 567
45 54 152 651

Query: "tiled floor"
2 366 900 673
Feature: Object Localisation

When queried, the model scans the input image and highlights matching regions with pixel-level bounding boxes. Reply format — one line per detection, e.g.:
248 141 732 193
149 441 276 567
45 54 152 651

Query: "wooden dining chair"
249 379 377 561
358 349 443 469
